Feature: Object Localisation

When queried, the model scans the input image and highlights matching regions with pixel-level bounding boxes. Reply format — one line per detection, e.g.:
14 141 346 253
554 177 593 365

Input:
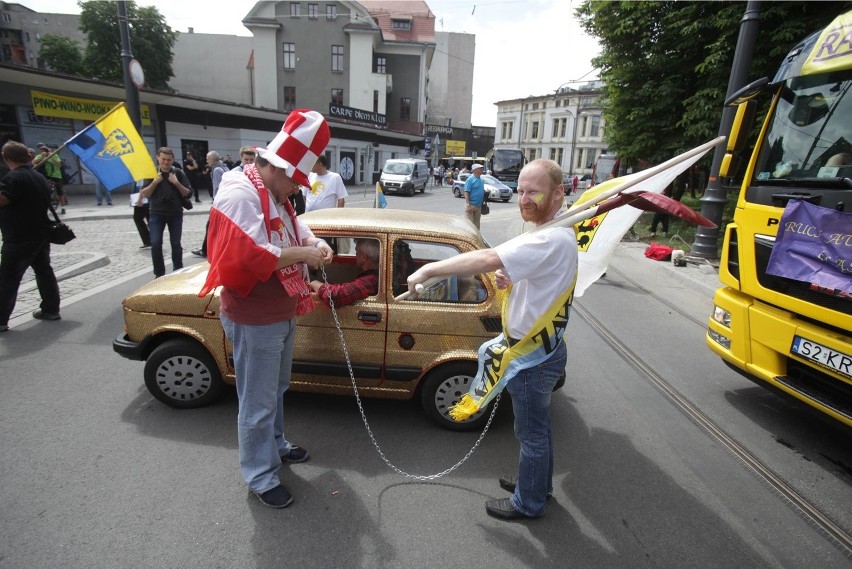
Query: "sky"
20 0 601 126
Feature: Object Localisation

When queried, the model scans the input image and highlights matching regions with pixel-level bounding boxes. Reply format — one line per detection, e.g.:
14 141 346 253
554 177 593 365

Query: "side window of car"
314 236 381 298
393 239 486 303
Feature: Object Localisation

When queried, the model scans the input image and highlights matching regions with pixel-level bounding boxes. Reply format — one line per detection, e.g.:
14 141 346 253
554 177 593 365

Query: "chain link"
318 263 498 481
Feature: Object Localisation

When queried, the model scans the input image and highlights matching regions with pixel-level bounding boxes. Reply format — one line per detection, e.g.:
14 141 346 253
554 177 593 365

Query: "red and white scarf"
199 164 314 316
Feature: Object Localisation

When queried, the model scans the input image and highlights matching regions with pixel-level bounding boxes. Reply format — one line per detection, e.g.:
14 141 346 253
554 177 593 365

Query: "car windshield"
752 71 852 186
481 175 502 185
384 163 413 175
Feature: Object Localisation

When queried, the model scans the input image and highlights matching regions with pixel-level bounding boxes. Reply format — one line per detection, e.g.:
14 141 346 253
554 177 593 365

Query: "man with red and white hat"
198 109 334 509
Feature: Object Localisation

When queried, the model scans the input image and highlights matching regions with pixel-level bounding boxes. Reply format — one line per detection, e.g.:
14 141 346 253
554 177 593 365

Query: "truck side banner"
766 200 852 294
801 10 852 75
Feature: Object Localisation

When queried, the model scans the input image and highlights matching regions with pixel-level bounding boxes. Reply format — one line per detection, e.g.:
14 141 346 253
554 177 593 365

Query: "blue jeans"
220 313 298 493
94 182 112 205
148 212 183 277
505 340 567 517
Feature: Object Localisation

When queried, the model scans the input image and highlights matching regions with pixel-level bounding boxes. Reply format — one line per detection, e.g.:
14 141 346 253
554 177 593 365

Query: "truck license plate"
790 336 852 380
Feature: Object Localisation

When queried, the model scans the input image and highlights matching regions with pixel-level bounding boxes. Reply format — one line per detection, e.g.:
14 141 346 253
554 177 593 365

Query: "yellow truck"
707 10 852 427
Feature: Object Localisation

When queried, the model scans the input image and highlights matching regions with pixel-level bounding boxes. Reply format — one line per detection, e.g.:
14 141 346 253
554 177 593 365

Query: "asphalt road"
1 186 850 568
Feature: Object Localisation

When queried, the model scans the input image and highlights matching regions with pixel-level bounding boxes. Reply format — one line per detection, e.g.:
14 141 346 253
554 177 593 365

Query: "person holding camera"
139 147 193 278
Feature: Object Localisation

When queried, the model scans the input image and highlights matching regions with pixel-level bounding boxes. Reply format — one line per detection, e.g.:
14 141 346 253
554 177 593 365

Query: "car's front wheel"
144 339 225 408
420 362 494 431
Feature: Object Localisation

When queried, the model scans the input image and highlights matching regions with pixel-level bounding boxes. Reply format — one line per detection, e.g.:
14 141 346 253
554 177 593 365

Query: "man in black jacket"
0 141 61 331
138 147 194 278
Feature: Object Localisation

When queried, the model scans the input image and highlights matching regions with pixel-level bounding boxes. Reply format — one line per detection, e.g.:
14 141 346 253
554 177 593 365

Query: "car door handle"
358 311 382 324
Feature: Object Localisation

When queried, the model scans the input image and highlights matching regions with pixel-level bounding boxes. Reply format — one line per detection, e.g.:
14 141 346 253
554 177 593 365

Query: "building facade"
0 2 84 69
495 81 608 178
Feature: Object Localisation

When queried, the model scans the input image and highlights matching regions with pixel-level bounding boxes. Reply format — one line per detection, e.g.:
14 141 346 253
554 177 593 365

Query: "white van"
379 158 430 196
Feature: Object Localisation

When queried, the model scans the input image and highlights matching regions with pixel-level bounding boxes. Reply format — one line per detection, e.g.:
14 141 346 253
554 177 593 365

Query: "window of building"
332 45 344 72
560 118 567 138
308 3 318 18
283 86 296 111
590 115 601 138
550 148 558 161
290 3 300 17
25 32 30 41
531 121 540 139
555 148 563 165
326 4 336 19
331 88 344 105
400 98 411 121
501 121 513 141
391 19 412 30
373 90 379 113
2 14 11 23
375 56 386 74
532 102 539 110
282 42 295 70
552 119 560 139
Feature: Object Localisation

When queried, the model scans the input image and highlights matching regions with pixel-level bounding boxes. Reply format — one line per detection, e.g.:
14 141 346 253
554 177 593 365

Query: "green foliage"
78 0 176 89
576 1 851 168
38 34 85 75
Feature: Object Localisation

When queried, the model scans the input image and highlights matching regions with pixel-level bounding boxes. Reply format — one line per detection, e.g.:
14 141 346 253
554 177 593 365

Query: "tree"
38 34 85 75
576 1 851 167
78 0 176 90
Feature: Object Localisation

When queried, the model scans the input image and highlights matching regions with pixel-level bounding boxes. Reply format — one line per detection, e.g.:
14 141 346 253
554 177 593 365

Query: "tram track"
574 271 852 558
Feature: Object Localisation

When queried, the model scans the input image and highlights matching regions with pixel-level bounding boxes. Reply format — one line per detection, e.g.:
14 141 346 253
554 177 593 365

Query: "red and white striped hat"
257 109 330 187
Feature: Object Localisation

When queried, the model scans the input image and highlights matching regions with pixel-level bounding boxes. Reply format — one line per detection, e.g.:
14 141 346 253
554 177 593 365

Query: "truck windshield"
492 150 524 172
752 71 852 188
383 163 413 175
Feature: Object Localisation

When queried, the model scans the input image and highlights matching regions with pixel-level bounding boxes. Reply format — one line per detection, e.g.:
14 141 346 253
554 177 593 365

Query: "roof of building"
357 0 435 43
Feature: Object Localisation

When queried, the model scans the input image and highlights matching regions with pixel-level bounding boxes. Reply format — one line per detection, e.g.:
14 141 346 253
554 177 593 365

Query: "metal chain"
318 264 499 481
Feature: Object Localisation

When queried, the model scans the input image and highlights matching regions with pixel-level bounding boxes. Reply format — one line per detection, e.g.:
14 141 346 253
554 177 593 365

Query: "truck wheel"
143 339 225 408
420 362 493 431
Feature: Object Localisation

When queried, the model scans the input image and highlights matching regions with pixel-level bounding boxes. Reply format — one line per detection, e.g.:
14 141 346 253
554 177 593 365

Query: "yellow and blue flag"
375 181 388 208
66 103 156 191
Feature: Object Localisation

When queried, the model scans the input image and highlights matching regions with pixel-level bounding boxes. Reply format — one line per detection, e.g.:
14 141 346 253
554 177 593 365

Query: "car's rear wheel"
453 186 461 198
420 362 493 431
144 339 225 408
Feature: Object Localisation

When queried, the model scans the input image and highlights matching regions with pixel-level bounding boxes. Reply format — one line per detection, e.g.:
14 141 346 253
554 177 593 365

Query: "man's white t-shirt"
304 171 348 212
494 226 578 340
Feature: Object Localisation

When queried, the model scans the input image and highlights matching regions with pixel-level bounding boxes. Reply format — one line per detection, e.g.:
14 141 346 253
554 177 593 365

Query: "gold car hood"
123 263 216 316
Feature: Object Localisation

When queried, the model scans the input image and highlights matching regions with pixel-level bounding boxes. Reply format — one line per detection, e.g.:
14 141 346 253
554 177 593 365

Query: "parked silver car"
452 174 512 202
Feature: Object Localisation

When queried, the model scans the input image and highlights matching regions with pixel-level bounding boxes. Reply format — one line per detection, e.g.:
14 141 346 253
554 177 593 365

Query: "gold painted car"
113 208 510 430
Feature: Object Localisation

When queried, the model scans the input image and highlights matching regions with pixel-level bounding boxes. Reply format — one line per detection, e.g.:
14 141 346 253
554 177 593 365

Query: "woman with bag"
0 141 61 331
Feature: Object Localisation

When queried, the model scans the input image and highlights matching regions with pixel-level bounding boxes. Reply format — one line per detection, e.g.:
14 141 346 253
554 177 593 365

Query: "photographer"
139 147 193 278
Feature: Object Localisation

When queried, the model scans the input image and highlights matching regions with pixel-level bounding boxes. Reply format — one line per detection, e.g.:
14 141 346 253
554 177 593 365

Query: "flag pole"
555 136 725 228
393 137 725 302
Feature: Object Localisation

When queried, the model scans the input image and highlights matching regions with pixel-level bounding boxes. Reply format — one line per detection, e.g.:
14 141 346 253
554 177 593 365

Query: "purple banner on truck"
765 199 852 294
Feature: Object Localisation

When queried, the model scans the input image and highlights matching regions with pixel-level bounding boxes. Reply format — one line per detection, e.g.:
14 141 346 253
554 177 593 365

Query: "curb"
19 251 110 294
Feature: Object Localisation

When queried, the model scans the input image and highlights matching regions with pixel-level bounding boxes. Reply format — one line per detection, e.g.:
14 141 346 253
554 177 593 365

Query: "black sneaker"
255 485 293 509
140 244 151 249
0 324 9 332
281 445 309 463
32 309 61 321
191 249 207 258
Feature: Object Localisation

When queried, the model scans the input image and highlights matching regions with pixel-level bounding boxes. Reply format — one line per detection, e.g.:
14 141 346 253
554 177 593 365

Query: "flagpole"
555 136 725 228
394 137 725 302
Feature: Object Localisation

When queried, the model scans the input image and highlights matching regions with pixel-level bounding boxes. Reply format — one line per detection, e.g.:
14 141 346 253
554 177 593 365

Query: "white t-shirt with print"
304 171 349 212
494 226 578 340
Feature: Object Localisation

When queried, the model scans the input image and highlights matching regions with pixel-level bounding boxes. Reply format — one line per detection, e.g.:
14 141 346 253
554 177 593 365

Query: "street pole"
118 1 142 131
689 0 761 260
